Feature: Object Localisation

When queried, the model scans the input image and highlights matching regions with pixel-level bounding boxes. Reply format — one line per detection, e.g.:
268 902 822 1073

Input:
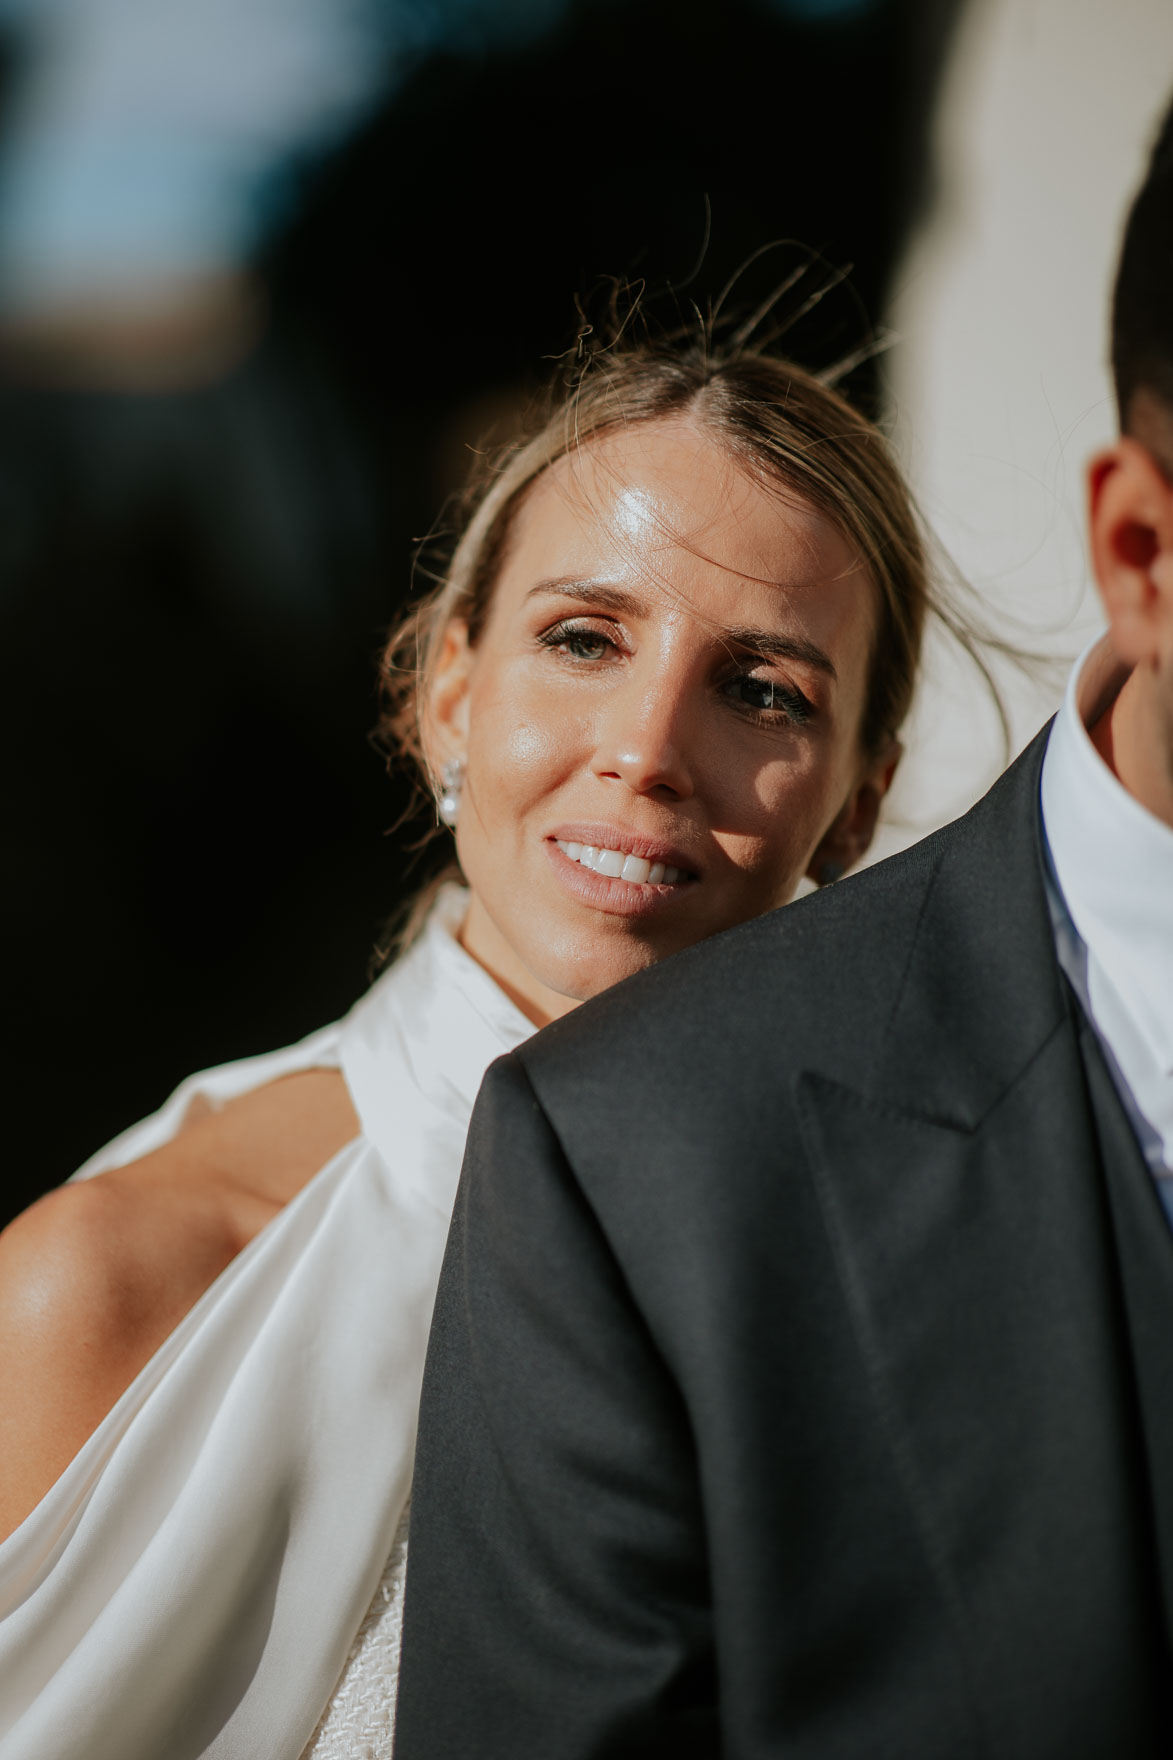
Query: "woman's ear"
1087 435 1173 669
806 740 902 886
422 620 474 778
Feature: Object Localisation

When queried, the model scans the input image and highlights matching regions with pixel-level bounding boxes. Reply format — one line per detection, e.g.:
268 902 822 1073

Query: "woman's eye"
728 673 813 723
538 620 620 663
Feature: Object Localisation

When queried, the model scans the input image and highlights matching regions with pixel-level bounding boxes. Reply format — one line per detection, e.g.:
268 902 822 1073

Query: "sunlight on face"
431 415 888 1025
611 484 658 545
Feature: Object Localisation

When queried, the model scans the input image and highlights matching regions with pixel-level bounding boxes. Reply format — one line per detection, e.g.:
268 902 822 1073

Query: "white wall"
873 0 1173 860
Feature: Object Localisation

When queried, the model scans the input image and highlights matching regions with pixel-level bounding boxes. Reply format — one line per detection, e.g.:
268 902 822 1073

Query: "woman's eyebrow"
720 628 838 680
526 577 647 616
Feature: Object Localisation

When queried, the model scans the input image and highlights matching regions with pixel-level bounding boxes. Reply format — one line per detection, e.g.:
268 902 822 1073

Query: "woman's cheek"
471 682 580 821
733 771 826 887
502 716 568 779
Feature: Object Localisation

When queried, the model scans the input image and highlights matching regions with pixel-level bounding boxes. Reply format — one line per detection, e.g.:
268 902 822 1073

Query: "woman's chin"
533 937 672 1009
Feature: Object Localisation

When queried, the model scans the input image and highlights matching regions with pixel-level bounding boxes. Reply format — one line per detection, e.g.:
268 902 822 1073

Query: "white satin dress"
0 887 532 1760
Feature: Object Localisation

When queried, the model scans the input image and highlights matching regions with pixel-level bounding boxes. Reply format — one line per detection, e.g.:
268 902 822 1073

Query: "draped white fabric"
0 887 531 1760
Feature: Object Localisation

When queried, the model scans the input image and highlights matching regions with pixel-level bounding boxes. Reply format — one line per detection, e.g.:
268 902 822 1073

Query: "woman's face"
430 415 896 1024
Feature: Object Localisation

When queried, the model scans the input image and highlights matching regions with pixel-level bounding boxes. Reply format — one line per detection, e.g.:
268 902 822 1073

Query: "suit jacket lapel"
869 726 1067 1128
796 728 1163 1756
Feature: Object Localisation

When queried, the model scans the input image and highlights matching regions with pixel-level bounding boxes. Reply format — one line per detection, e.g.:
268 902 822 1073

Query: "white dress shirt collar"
1041 633 1173 1080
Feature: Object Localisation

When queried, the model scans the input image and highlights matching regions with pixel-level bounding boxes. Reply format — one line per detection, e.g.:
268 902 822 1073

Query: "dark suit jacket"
394 729 1168 1758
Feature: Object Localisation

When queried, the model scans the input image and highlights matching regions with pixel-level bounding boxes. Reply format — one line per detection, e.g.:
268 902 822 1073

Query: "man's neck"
1090 665 1173 832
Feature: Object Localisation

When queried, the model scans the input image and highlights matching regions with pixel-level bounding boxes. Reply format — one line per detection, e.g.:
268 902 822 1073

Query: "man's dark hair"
1112 95 1173 432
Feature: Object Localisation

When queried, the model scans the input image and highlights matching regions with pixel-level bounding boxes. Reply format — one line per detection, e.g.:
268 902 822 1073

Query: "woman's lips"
554 839 684 886
545 823 699 877
543 835 697 917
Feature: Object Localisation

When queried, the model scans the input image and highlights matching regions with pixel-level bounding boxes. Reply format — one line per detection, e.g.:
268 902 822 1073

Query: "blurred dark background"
0 0 966 1221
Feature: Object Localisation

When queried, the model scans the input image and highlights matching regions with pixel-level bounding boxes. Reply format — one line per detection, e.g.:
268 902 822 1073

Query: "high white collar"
1041 634 1173 1077
338 883 534 1216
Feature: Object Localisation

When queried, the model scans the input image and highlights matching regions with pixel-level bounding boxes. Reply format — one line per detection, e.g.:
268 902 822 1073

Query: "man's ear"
422 620 474 778
806 740 902 886
1087 436 1173 669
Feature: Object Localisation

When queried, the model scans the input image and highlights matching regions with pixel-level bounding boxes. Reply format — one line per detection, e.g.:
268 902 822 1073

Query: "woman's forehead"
507 415 863 602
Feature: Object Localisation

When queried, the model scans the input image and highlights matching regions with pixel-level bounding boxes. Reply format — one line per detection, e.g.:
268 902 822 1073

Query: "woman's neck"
457 893 581 1029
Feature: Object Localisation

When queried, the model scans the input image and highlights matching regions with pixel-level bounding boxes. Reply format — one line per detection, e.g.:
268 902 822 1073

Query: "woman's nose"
590 675 695 800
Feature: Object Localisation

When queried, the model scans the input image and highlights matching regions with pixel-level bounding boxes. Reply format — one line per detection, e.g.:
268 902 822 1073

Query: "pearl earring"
437 757 465 828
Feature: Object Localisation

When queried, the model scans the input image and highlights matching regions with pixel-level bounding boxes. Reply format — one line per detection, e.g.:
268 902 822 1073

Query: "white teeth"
554 841 687 886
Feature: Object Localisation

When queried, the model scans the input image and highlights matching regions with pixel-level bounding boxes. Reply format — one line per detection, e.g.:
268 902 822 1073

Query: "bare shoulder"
0 1176 191 1386
0 1176 200 1542
0 1067 360 1542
